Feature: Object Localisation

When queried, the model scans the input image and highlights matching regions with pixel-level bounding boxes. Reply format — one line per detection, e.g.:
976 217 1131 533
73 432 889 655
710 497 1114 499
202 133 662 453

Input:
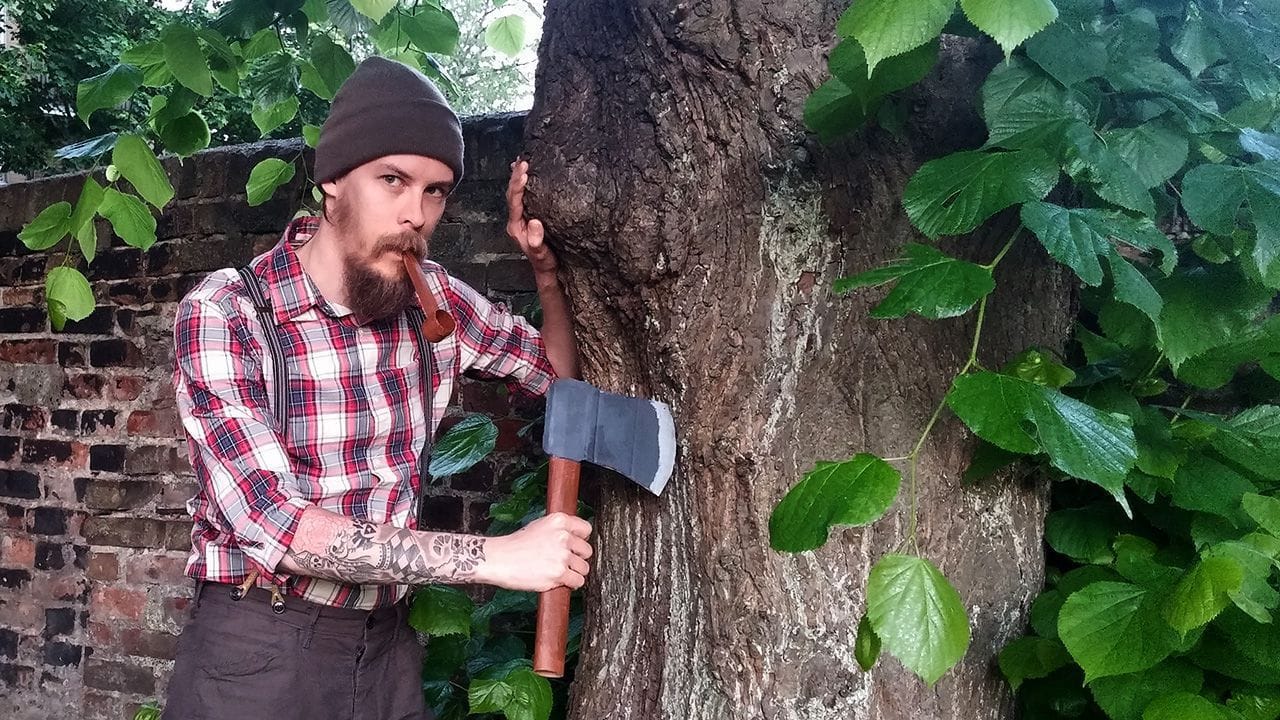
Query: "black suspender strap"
404 306 436 528
236 266 290 432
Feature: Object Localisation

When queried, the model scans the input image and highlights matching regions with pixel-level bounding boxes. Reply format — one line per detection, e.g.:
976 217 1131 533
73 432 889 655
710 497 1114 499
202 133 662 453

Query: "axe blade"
542 379 675 496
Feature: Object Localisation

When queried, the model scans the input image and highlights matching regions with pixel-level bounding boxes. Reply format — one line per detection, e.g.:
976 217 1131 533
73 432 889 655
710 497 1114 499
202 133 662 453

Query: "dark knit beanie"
314 56 464 186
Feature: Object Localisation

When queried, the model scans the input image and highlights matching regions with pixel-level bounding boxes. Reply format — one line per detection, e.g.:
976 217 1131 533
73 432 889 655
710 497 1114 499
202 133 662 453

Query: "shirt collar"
259 215 333 324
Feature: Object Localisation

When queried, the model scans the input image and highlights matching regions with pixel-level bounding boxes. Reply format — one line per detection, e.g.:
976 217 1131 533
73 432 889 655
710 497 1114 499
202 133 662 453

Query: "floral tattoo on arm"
287 519 487 585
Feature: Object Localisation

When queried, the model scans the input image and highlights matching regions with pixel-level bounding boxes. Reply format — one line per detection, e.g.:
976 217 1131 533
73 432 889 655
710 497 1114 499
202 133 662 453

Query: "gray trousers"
162 581 432 720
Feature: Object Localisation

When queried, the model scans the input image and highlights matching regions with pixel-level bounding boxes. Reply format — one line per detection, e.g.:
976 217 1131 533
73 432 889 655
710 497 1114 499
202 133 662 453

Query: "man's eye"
381 175 400 186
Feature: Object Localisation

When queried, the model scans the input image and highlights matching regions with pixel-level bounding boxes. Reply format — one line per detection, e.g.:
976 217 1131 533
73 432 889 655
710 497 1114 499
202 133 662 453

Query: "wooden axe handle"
403 253 456 342
533 456 581 678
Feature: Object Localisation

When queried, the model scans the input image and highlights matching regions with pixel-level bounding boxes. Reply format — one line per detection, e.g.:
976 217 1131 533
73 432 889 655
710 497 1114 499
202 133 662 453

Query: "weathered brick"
485 258 537 292
162 595 192 626
494 418 530 452
0 628 17 658
86 248 143 281
42 641 82 667
126 409 182 438
164 520 192 551
62 373 106 400
79 409 118 435
62 306 116 335
82 517 168 548
84 551 118 582
466 502 490 533
0 307 46 333
34 541 65 570
125 444 187 475
148 235 252 275
0 662 34 687
88 444 126 472
20 439 74 465
0 468 40 499
29 507 70 536
50 409 78 432
90 586 147 622
43 607 75 639
451 462 495 492
0 568 32 588
0 435 18 461
109 375 147 401
57 341 86 367
124 552 188 585
83 480 160 511
157 479 197 513
2 403 46 432
1 533 36 566
89 338 142 368
119 628 179 660
421 496 464 532
83 658 155 695
459 381 512 417
0 339 55 363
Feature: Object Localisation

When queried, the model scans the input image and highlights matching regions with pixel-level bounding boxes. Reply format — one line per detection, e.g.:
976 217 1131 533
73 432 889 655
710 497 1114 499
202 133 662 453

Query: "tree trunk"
522 2 1076 718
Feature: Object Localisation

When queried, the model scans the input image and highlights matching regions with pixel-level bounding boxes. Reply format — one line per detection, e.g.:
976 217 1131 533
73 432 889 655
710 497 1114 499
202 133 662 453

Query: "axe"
533 378 676 678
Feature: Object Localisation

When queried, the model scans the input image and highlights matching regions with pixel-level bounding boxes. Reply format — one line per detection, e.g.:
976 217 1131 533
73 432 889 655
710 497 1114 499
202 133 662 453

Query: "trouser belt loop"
300 600 324 649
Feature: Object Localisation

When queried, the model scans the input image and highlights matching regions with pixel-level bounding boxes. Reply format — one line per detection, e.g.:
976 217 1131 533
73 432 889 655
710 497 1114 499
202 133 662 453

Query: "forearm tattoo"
287 520 487 585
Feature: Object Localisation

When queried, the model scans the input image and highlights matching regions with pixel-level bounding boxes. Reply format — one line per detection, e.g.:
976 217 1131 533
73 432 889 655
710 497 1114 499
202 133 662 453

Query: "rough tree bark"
521 1 1076 718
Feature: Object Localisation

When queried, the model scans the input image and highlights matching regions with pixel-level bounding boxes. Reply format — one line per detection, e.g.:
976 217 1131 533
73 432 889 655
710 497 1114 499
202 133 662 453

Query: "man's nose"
400 199 426 232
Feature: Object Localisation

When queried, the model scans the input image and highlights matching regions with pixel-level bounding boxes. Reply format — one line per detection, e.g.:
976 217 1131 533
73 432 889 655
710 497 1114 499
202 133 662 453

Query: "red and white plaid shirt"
173 216 555 609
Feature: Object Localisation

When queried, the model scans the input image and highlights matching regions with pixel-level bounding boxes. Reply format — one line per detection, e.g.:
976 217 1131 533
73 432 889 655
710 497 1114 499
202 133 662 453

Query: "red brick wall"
0 113 545 720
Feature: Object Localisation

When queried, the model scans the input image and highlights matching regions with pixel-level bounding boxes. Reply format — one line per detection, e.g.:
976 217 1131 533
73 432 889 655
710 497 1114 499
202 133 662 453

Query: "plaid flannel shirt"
173 216 556 609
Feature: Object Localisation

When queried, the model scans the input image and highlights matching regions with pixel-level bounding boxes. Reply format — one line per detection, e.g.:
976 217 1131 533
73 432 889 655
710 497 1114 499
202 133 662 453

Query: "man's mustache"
375 231 427 258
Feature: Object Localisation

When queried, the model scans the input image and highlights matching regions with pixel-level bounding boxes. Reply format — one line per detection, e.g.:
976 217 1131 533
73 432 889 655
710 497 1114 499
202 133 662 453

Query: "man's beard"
329 196 426 322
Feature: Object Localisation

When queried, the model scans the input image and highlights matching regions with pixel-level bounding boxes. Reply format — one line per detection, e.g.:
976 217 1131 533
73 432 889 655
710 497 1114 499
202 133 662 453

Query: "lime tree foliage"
771 0 1280 712
16 0 536 331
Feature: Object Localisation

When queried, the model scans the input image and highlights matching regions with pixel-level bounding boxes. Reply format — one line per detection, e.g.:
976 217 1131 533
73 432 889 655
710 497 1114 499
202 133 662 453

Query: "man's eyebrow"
377 161 452 187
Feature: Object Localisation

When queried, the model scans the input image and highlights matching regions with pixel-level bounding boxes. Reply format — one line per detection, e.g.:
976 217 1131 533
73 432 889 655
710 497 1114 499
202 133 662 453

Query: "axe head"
542 379 676 496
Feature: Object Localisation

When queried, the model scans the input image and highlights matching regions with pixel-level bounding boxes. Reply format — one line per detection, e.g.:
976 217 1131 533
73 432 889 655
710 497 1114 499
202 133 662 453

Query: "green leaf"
1046 505 1123 564
46 267 95 332
1164 557 1244 635
903 149 1059 238
1214 406 1280 482
1244 494 1280 537
1171 5 1225 78
430 414 499 477
1003 348 1075 388
245 158 297 207
1182 162 1280 287
350 0 396 23
1064 123 1156 217
1021 201 1174 287
835 243 994 319
310 34 356 99
252 96 300 136
804 77 867 142
1089 661 1205 720
866 554 970 685
469 665 553 720
1228 689 1280 720
1240 130 1280 162
947 372 1137 511
1103 120 1190 189
98 189 158 252
768 454 901 552
1058 581 1179 682
53 133 119 161
1170 454 1257 524
303 124 322 148
472 589 536 635
403 5 461 55
1024 20 1107 87
1144 693 1236 720
162 23 213 97
982 77 1089 151
76 64 143 126
854 614 881 671
485 15 527 57
1113 534 1182 591
19 202 72 251
409 585 475 637
836 0 954 75
959 0 1058 58
1156 266 1273 372
830 39 938 111
242 26 284 60
158 112 211 157
998 636 1071 691
1106 253 1164 326
69 178 104 263
112 134 175 210
75 220 97 265
1030 589 1065 639
244 52 300 108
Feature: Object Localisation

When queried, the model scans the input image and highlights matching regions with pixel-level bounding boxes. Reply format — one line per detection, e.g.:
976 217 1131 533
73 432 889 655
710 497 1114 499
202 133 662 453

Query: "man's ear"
320 177 341 200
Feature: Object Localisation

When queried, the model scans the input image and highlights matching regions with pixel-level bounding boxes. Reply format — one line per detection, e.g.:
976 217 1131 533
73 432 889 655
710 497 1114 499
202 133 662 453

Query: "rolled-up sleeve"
173 292 309 584
447 277 557 400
